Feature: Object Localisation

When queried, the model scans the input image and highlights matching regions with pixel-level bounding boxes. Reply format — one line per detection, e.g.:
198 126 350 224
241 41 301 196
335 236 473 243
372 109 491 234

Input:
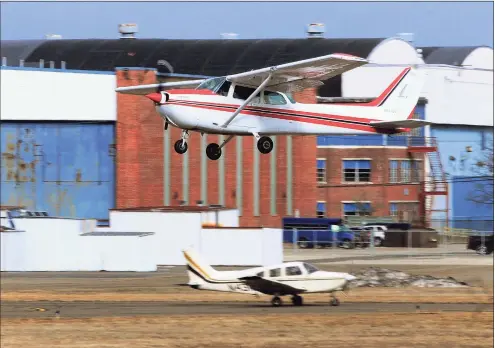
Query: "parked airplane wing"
226 53 368 93
370 119 432 130
239 276 307 295
115 79 205 95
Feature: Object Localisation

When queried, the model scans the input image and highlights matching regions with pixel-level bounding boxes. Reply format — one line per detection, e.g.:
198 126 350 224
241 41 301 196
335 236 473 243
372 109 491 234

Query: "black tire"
271 296 282 307
206 143 222 160
476 244 488 255
298 238 309 249
330 298 340 306
374 237 383 247
291 295 303 306
257 136 273 154
174 140 188 154
340 239 353 249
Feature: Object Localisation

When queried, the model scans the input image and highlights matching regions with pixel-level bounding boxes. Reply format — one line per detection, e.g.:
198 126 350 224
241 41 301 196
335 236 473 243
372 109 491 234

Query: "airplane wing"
239 276 307 295
370 119 432 130
226 53 368 93
115 79 205 95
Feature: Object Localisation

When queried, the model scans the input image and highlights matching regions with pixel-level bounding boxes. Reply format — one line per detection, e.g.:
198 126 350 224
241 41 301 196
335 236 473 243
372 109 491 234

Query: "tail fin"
375 67 425 121
182 248 219 285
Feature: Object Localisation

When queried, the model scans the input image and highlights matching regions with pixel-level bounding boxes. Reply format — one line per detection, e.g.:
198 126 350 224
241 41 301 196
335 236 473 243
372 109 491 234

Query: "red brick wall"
116 69 164 208
316 147 425 218
115 71 319 227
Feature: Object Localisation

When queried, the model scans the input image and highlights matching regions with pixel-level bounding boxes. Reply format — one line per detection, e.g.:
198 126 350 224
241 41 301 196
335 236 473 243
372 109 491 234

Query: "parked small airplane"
182 248 356 307
116 53 429 160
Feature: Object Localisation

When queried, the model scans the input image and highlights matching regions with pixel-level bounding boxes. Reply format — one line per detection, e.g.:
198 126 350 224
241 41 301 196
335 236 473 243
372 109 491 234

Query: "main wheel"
257 136 273 154
291 295 303 306
271 296 283 307
174 140 188 154
206 143 222 160
330 297 340 306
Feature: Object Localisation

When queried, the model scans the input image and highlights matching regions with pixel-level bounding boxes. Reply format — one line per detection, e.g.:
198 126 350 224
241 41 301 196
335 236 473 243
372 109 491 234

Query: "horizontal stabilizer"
116 79 205 95
370 119 431 130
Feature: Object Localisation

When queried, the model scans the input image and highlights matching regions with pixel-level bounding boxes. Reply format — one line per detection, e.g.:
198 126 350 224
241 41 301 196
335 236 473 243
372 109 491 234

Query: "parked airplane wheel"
174 140 188 154
291 295 303 306
206 143 222 160
330 297 340 306
257 136 273 154
271 296 283 307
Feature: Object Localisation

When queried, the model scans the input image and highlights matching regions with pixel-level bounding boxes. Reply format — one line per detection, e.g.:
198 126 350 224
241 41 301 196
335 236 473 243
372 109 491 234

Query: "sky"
1 2 493 47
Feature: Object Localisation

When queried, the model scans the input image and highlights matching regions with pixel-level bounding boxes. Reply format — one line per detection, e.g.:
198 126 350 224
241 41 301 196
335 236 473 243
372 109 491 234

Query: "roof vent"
307 23 325 38
397 32 414 43
45 34 62 40
119 23 138 39
220 33 238 39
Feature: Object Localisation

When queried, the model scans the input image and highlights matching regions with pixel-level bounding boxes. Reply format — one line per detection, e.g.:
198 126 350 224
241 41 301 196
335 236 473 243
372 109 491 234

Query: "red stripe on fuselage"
169 99 378 123
166 100 385 133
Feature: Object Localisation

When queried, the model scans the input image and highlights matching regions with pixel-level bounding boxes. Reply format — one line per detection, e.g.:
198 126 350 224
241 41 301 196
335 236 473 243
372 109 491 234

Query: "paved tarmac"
2 301 492 319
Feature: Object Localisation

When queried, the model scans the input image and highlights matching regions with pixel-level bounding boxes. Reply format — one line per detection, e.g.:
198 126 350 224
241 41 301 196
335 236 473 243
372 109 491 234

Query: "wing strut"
221 73 273 128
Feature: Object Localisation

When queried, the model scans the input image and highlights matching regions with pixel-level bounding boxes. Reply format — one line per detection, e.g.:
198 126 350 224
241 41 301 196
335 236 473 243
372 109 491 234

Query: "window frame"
317 158 327 184
316 201 326 219
342 201 372 217
342 159 372 184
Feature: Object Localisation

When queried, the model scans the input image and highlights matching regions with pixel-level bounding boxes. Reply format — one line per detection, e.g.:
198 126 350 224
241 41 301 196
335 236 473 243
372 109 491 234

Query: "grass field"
2 312 493 348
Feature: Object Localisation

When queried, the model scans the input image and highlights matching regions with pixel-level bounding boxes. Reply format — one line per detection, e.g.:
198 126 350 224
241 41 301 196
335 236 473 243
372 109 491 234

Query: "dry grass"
2 286 493 304
1 312 493 348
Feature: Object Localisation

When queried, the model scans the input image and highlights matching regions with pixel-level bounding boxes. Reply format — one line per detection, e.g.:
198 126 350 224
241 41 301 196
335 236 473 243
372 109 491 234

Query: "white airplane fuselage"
156 90 400 136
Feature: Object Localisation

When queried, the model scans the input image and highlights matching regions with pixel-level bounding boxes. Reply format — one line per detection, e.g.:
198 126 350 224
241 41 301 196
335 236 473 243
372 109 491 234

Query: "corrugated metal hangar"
1 33 493 230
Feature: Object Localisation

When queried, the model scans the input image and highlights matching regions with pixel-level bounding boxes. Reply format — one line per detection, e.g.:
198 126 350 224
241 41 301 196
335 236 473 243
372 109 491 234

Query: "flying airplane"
182 248 356 307
116 53 429 160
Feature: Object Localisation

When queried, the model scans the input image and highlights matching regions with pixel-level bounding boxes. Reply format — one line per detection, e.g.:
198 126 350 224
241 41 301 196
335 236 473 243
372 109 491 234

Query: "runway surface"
2 301 492 318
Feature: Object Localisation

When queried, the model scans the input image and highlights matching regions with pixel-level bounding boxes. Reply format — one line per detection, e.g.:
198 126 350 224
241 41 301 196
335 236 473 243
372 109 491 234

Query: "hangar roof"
1 38 384 75
419 46 485 65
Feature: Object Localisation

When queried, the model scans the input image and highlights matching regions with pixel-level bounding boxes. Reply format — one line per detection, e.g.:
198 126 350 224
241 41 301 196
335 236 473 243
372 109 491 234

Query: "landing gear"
206 143 222 161
205 135 235 161
291 295 303 306
271 296 283 307
174 130 189 155
330 293 340 306
256 136 274 154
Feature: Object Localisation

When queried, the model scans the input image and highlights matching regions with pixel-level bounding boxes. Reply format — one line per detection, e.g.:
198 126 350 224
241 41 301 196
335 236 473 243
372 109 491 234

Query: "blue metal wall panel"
317 104 425 146
1 122 115 219
452 176 494 231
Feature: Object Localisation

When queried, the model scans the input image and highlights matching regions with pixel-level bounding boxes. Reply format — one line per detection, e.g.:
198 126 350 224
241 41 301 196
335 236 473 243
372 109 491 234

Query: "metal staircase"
407 137 449 228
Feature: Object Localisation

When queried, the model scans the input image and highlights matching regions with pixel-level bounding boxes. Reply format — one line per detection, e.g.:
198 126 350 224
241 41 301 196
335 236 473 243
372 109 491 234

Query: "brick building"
2 36 452 227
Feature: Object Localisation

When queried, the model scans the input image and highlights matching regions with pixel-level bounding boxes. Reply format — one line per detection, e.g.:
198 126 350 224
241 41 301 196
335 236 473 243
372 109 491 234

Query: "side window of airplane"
286 266 303 276
269 268 281 278
264 91 287 105
256 271 264 277
233 85 261 103
217 81 232 97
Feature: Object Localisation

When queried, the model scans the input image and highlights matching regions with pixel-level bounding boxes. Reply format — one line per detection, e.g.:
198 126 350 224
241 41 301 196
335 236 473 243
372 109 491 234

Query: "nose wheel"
174 130 189 155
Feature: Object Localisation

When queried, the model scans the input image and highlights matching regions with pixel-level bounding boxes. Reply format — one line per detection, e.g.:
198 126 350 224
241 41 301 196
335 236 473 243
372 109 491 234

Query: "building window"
343 160 371 183
343 202 371 217
317 159 326 183
400 161 411 183
389 160 398 183
389 202 419 222
411 160 421 183
316 202 326 218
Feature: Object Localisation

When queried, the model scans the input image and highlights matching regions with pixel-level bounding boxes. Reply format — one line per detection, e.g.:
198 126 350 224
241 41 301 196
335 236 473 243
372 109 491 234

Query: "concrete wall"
1 218 156 271
0 67 116 121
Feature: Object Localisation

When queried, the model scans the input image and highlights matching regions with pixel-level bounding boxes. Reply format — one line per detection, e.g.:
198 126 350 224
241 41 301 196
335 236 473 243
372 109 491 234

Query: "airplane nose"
145 93 163 103
345 274 357 281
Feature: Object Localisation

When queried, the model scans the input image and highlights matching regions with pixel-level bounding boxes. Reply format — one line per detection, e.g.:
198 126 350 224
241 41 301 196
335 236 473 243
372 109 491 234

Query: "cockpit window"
303 263 319 274
234 85 260 101
286 93 297 104
264 91 287 105
197 77 224 91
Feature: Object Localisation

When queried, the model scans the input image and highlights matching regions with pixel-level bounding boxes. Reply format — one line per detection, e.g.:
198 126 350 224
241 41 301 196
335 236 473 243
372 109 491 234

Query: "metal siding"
0 122 115 219
452 176 494 231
